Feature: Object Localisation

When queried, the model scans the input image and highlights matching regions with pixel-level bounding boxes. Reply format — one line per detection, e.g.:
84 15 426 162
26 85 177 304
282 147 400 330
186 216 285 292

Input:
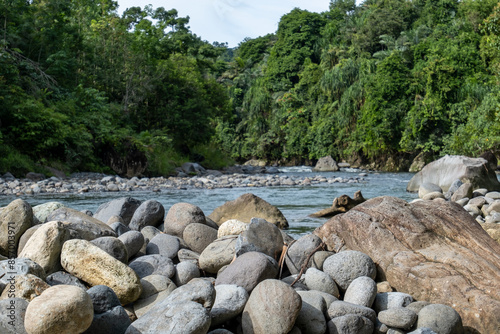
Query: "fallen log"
309 190 365 218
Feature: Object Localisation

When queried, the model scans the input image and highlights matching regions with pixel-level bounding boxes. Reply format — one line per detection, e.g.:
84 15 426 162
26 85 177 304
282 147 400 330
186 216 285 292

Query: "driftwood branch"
309 190 366 218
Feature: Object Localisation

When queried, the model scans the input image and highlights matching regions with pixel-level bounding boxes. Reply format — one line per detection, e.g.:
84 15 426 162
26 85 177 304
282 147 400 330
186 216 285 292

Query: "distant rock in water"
312 156 339 172
407 155 500 192
208 193 288 229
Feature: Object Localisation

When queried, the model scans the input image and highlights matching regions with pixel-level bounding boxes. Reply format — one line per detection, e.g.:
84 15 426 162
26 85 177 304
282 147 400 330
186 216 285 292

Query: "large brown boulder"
314 196 500 334
407 155 500 192
208 193 288 229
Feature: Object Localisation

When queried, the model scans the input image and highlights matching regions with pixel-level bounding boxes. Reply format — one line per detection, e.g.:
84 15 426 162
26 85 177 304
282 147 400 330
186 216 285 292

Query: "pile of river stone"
0 171 366 196
416 179 500 225
0 196 464 334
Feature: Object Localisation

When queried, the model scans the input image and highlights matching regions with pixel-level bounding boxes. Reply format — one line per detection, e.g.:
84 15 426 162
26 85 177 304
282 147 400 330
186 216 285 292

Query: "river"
0 168 418 238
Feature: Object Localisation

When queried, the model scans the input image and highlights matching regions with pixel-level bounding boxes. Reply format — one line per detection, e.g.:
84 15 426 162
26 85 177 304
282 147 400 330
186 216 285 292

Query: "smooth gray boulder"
326 314 373 334
118 231 144 260
215 251 278 293
94 197 142 226
343 276 377 308
407 155 500 192
241 279 302 334
295 291 327 334
235 219 283 259
304 267 340 298
312 156 339 172
146 233 180 259
378 307 417 330
285 234 322 274
327 301 376 323
374 292 414 312
128 200 165 231
47 207 116 240
90 237 128 264
83 285 131 334
129 254 175 279
173 261 200 286
322 250 376 291
199 236 238 274
163 203 206 238
417 304 464 334
211 284 249 327
183 223 218 254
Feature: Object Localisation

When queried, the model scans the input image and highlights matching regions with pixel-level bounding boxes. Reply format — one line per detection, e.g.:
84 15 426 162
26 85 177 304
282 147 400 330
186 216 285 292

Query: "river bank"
0 169 368 197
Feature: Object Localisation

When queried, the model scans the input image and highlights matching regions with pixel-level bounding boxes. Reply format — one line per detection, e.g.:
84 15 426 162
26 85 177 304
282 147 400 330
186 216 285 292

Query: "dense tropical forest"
1 0 500 177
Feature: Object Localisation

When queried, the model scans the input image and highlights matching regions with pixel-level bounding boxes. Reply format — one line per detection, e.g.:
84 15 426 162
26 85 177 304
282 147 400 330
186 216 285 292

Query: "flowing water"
0 168 418 238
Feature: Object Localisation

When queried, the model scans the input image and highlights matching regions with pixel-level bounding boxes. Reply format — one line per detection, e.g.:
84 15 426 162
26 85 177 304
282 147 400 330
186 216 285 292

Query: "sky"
116 0 331 47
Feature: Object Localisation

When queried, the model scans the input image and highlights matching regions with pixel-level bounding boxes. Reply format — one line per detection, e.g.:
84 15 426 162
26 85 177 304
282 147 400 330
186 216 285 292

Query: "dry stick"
279 240 296 279
290 242 326 287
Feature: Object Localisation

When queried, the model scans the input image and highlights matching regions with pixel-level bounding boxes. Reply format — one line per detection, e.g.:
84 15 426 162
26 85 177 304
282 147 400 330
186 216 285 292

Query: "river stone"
162 278 216 309
295 291 327 334
90 237 128 263
24 285 93 334
118 230 144 259
183 223 218 254
211 284 249 327
208 193 288 229
146 233 180 259
486 191 500 200
236 219 284 259
128 200 165 231
0 274 50 302
18 221 70 274
125 301 211 334
312 155 339 172
327 301 377 323
208 330 234 334
93 197 142 226
173 261 200 286
47 207 116 240
61 239 142 305
304 267 340 298
134 275 177 318
322 250 376 291
374 292 414 312
83 304 131 334
418 183 442 199
83 285 131 334
314 196 500 333
129 254 175 279
0 258 46 288
32 202 65 223
46 271 87 289
109 221 130 236
241 279 302 334
378 307 417 330
218 219 248 238
215 251 279 293
326 314 374 334
444 179 463 199
312 290 338 309
310 251 334 270
422 192 445 201
0 199 33 256
178 248 201 263
406 300 432 314
17 225 41 256
417 304 464 334
163 202 206 238
407 155 500 192
408 329 438 334
451 183 473 202
140 225 162 241
0 297 28 334
343 276 377 308
199 235 238 274
285 234 322 275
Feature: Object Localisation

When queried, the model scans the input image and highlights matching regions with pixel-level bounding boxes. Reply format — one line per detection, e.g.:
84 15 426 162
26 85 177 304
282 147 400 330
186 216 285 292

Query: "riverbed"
0 168 418 237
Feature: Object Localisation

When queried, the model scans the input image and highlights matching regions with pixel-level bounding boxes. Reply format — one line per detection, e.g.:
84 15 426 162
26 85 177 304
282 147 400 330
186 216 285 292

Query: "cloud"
116 0 330 47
